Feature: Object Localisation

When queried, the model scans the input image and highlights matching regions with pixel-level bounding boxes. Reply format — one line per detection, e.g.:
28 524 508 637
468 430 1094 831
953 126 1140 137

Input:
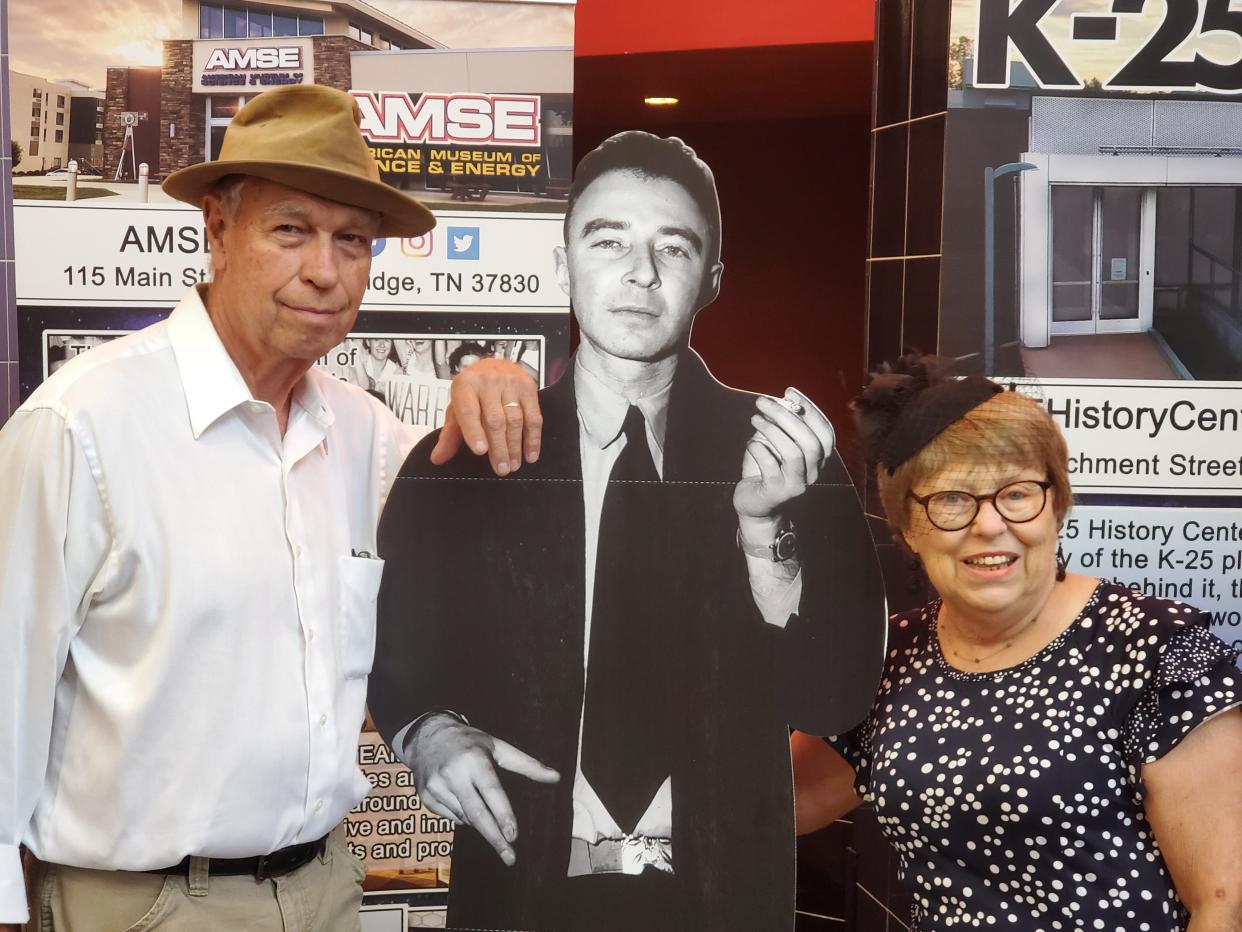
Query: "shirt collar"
573 353 674 453
168 287 253 439
168 286 333 440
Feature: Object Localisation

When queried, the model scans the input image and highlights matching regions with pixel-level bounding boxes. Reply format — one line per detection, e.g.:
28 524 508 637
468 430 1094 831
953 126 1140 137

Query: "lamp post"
984 161 1038 375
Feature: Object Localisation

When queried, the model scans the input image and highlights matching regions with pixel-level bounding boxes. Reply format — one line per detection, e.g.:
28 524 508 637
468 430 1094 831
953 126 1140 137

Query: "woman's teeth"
965 555 1016 568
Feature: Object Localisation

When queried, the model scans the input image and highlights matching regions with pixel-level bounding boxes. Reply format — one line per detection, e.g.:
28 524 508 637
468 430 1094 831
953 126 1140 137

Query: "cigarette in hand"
776 391 806 417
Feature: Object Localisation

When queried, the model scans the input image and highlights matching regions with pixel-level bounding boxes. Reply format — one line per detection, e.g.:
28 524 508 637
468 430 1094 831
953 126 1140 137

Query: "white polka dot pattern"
826 582 1240 931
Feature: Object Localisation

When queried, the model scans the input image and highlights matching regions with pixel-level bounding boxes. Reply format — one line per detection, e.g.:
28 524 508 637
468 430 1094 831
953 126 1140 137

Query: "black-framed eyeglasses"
907 480 1053 532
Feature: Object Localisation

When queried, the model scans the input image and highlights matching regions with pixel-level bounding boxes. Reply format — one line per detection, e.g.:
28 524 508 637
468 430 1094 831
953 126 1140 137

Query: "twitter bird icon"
447 226 480 260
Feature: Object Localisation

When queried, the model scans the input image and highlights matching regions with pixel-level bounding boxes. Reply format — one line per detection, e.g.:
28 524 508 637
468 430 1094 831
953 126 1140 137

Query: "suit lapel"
529 371 588 772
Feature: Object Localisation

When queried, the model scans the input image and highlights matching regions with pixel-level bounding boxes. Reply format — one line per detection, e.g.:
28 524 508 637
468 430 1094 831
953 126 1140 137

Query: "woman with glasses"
793 355 1242 931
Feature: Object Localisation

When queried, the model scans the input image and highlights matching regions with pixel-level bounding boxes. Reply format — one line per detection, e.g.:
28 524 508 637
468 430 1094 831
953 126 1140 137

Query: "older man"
0 85 540 931
369 131 886 931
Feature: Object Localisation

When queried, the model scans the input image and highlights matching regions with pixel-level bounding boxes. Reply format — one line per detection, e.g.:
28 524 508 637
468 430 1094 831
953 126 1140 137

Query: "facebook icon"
446 226 480 260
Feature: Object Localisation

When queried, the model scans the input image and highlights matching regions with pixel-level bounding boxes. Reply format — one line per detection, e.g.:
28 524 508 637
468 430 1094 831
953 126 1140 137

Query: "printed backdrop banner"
11 28 573 923
937 0 1242 655
15 203 568 311
354 90 574 196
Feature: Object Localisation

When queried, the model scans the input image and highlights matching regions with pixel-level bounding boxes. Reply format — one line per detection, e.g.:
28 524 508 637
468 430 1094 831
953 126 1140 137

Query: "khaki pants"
27 829 364 932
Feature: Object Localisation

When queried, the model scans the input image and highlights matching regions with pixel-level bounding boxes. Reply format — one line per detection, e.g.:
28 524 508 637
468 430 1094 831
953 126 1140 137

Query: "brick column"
161 40 195 177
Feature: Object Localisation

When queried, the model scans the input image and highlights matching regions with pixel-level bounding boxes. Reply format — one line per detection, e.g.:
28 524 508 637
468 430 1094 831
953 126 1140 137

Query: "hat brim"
162 159 435 237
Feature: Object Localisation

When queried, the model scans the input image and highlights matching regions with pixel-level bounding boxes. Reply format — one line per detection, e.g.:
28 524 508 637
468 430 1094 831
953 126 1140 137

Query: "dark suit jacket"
370 350 886 932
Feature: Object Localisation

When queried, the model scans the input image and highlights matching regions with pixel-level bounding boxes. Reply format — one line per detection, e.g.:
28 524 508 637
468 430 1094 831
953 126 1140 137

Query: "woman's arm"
1144 707 1242 932
791 730 864 835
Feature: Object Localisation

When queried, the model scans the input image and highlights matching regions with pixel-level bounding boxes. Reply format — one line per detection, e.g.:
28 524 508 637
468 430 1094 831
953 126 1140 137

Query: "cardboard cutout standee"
369 131 887 932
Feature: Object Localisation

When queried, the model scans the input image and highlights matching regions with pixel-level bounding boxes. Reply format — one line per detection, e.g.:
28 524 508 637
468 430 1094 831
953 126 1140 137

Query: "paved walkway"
1020 331 1186 380
15 175 179 203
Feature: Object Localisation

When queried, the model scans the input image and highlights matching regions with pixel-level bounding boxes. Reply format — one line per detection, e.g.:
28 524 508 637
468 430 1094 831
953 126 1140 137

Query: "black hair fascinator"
852 352 1002 475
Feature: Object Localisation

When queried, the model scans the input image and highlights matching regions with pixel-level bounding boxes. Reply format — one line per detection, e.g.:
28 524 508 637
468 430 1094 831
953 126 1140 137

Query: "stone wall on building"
102 68 127 179
161 40 197 178
313 36 371 91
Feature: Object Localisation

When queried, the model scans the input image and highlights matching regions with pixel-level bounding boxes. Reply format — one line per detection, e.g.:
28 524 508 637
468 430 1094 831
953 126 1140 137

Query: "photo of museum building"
103 0 442 179
937 64 1242 381
100 0 573 203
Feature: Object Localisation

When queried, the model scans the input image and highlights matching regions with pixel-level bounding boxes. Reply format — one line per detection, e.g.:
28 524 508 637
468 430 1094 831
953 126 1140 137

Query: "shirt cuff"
391 709 469 765
744 554 803 629
0 843 29 924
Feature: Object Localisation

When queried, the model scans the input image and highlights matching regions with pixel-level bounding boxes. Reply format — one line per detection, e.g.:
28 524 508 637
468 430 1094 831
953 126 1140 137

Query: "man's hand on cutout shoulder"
433 357 542 476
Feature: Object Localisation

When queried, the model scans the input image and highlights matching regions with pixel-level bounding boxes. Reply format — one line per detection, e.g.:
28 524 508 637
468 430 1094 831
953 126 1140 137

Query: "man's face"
555 170 721 365
366 338 392 361
204 178 379 370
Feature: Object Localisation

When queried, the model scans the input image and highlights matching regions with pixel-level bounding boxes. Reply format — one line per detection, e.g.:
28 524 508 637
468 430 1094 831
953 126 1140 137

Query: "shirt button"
319 714 328 726
314 799 323 812
308 629 315 642
292 543 303 558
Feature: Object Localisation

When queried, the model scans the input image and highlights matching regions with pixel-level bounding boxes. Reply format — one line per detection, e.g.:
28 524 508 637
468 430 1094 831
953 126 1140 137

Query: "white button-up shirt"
569 356 802 849
0 288 423 922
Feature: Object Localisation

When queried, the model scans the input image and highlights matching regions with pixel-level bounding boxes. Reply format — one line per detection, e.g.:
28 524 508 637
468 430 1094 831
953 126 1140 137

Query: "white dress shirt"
0 288 424 923
569 356 803 852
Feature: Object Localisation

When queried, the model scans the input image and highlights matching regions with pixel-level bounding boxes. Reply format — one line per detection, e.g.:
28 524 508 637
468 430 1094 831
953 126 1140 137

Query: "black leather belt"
144 836 328 881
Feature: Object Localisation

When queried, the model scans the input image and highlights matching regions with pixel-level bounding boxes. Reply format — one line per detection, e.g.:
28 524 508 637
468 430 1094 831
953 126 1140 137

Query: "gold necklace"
940 611 1041 665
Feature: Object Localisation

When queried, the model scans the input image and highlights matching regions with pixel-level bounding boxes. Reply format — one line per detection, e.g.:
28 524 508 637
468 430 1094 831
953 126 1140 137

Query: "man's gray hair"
207 175 249 220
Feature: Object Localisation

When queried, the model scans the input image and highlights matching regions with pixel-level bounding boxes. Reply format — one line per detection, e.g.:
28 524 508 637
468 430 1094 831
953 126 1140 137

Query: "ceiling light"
644 96 679 106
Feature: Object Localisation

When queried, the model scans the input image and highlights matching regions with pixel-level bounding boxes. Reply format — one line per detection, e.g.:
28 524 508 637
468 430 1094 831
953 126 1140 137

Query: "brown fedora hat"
163 84 434 237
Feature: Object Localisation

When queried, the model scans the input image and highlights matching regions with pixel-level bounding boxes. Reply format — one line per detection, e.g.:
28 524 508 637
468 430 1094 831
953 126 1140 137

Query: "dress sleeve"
1122 610 1241 768
822 720 874 798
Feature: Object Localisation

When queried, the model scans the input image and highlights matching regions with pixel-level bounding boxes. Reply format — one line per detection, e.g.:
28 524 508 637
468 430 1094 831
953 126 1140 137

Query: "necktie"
581 405 672 835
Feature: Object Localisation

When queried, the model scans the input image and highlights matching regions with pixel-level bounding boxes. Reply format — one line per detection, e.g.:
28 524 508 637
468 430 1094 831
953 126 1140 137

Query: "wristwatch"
736 521 798 563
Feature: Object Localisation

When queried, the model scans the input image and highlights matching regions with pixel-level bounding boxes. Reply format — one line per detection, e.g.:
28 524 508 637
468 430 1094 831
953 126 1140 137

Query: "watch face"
773 529 797 562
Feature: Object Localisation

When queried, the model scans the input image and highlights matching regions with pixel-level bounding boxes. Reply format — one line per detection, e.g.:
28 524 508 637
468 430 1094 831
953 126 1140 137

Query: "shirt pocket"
338 555 384 679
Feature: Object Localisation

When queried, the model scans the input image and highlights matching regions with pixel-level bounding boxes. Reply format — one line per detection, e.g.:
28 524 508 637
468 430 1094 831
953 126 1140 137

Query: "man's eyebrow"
262 201 314 221
580 218 628 238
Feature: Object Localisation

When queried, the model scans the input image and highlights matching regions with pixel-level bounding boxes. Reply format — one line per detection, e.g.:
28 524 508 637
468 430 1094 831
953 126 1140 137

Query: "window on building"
273 11 297 35
30 123 39 139
210 96 243 119
298 15 323 35
55 130 64 143
200 3 223 37
374 35 389 50
206 95 253 161
348 22 373 45
56 112 64 125
223 6 247 38
29 140 39 156
57 95 66 108
248 9 273 36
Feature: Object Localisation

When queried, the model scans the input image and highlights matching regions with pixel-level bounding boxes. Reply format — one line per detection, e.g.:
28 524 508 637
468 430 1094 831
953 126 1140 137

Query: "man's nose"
623 245 660 289
301 235 341 290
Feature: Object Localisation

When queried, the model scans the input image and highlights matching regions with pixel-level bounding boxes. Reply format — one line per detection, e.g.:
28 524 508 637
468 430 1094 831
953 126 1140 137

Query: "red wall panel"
575 0 875 58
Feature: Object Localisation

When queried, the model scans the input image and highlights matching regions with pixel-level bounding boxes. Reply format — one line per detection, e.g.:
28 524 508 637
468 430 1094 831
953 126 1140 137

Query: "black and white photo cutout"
369 131 888 932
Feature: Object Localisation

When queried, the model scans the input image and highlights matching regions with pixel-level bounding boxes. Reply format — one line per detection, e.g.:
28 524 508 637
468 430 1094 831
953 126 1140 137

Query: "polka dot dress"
826 582 1240 931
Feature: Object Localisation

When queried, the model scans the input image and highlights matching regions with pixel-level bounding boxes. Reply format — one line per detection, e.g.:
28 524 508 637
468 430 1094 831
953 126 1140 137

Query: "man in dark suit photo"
369 131 886 932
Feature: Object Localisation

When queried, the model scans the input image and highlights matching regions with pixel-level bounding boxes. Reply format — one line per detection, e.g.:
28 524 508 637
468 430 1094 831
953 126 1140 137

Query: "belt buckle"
253 846 297 881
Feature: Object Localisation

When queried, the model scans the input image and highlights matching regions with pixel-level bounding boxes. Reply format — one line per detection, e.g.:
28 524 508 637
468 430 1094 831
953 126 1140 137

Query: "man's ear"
201 196 230 276
553 245 571 297
699 261 724 308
